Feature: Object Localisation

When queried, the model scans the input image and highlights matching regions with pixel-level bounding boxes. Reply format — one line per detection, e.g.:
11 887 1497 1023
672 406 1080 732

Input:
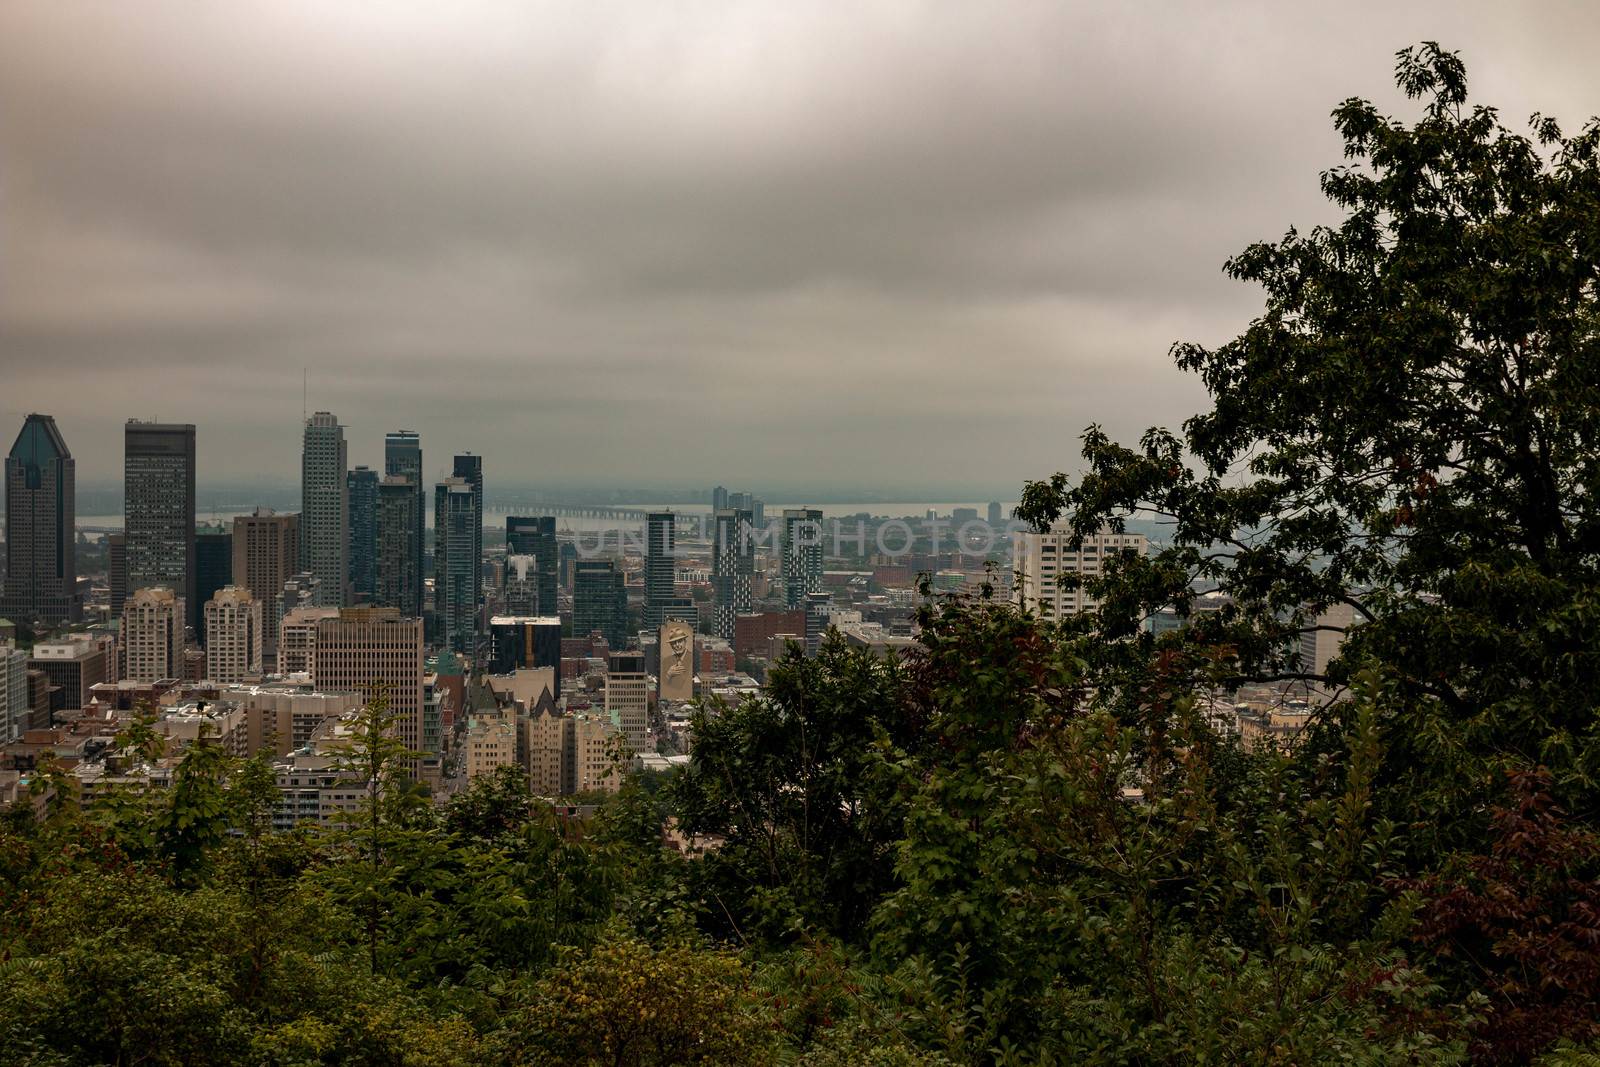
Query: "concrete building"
383 431 425 617
29 637 111 718
232 509 299 660
523 709 567 797
463 713 519 781
312 608 424 756
375 476 421 616
121 587 186 683
734 610 807 659
1012 525 1148 621
571 712 621 795
347 466 379 604
1 414 78 626
712 508 754 640
782 508 825 609
1298 601 1357 703
277 606 339 676
605 649 650 756
300 412 348 607
204 586 263 683
804 591 833 656
124 421 197 632
1 642 28 745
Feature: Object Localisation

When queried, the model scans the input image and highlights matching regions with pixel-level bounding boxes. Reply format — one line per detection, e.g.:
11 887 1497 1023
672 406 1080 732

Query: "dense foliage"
5 44 1600 1064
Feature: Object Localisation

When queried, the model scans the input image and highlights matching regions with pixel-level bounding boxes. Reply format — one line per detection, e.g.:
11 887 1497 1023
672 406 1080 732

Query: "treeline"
6 41 1600 1065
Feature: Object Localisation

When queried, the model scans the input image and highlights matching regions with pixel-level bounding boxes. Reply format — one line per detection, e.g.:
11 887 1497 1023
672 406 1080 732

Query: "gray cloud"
1 2 1596 497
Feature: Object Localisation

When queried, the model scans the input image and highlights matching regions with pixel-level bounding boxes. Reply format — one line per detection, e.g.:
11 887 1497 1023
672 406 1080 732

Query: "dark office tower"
107 534 127 618
231 508 298 660
375 476 420 615
573 559 627 648
124 420 196 630
987 501 1003 526
711 486 729 512
782 508 824 609
644 511 678 628
347 466 379 604
434 477 481 655
505 516 558 616
301 412 348 607
383 431 424 615
193 527 233 646
451 453 483 602
712 507 753 640
1 414 78 626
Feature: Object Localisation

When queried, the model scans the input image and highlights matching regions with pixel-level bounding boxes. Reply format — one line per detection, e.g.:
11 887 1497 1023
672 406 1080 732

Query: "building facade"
434 476 481 656
375 476 421 616
382 431 425 617
300 412 348 607
1011 525 1149 621
1 414 78 625
232 509 299 659
121 586 186 683
312 608 425 754
782 508 824 609
204 586 263 683
712 507 754 640
124 421 197 631
347 465 379 604
194 527 233 644
573 559 626 647
505 516 558 617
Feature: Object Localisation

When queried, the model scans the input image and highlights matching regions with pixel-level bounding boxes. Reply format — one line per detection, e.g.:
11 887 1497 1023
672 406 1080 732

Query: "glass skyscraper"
124 420 196 629
347 466 379 603
300 412 348 607
1 414 78 626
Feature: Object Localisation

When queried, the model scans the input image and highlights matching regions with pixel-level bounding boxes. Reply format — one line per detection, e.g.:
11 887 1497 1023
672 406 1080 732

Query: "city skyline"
4 5 1594 492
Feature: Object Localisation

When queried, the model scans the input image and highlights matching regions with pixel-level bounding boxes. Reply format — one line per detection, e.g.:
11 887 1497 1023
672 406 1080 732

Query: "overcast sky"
1 3 1595 498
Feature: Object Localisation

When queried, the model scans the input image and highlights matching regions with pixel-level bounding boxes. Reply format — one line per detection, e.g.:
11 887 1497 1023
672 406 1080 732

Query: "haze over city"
4 2 1596 496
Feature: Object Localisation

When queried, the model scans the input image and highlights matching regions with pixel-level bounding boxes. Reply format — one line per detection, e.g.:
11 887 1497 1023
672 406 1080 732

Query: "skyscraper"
231 509 299 661
383 431 424 616
573 559 627 647
712 507 753 640
434 477 481 655
347 466 379 604
300 412 348 607
605 649 650 755
375 476 420 616
987 501 1004 526
1 414 78 626
124 421 196 631
506 516 558 616
452 453 483 611
782 508 824 609
107 534 127 618
711 486 729 512
644 511 678 628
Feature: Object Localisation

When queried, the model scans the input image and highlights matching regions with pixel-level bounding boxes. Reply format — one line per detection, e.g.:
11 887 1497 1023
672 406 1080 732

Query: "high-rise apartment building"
804 591 833 657
573 559 627 647
434 477 481 655
1 414 78 625
277 606 339 676
300 412 348 607
383 431 424 615
782 508 824 609
505 516 558 616
1011 525 1148 621
347 466 379 604
0 642 27 745
124 421 196 631
121 586 187 683
204 586 263 683
232 509 299 660
712 507 753 640
711 486 729 512
375 476 421 615
312 608 424 755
